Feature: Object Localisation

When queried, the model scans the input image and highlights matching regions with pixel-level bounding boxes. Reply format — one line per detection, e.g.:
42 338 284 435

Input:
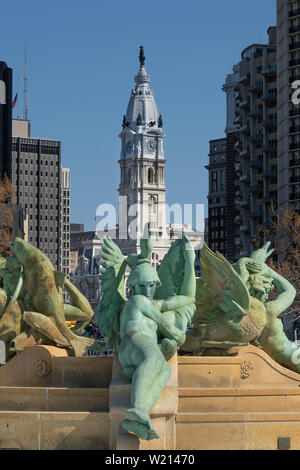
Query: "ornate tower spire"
135 46 150 87
139 46 145 67
118 48 168 258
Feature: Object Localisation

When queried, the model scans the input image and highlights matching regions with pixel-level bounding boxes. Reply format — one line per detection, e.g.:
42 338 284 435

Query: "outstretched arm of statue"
265 266 296 316
154 296 195 313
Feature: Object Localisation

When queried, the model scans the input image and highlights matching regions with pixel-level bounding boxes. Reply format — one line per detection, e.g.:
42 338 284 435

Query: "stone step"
0 387 109 412
0 411 110 450
178 387 300 413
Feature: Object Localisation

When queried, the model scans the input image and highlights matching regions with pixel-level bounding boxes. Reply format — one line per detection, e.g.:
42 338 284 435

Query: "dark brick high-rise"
0 62 12 179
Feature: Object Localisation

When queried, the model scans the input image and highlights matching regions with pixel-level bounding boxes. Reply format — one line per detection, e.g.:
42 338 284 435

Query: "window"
148 168 154 183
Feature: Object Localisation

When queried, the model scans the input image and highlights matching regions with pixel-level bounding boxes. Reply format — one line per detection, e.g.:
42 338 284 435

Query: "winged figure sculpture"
182 242 300 379
97 235 196 441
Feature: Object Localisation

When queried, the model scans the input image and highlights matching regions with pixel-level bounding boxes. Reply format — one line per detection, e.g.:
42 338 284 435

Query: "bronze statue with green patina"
0 238 102 357
97 235 196 440
182 242 300 376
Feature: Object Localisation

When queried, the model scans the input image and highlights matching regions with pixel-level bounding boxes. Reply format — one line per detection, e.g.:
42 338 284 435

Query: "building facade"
12 119 69 271
61 167 70 275
206 138 227 256
0 61 12 179
277 0 300 212
117 46 171 264
222 65 241 261
235 27 277 257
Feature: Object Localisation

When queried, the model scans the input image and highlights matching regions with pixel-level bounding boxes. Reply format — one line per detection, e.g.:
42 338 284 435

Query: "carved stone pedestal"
109 352 178 450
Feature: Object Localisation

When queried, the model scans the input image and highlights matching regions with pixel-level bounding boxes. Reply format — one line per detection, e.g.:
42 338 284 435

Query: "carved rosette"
33 359 51 377
241 360 253 379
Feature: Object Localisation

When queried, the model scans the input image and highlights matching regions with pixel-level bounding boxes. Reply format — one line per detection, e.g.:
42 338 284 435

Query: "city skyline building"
117 46 171 265
222 65 241 261
61 167 70 274
277 0 300 213
12 118 70 272
206 137 227 257
0 61 12 179
207 27 277 259
233 26 277 257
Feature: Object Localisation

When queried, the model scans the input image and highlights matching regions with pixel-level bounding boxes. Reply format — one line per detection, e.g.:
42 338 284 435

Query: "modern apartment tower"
206 138 227 256
222 65 241 261
12 119 68 271
277 0 300 212
235 27 277 257
0 62 12 179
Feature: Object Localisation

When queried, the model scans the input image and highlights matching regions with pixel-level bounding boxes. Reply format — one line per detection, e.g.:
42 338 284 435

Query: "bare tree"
255 200 300 317
0 176 19 256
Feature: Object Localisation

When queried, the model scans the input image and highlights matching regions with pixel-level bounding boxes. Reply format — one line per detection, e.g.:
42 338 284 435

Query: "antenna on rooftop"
17 73 20 119
24 48 28 121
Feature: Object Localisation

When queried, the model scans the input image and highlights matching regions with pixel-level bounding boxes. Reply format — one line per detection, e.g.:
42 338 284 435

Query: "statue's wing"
193 243 251 325
154 238 186 299
97 237 127 350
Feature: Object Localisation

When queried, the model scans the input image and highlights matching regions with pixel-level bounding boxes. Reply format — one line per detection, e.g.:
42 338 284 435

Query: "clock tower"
118 47 170 263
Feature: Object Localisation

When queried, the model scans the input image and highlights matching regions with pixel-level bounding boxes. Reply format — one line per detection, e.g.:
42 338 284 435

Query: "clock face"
145 139 157 153
126 141 132 153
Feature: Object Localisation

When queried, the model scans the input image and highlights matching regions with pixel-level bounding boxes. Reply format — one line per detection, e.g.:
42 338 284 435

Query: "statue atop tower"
139 46 145 67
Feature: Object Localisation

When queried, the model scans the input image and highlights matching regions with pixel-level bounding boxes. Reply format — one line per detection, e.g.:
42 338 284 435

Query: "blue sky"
1 0 276 230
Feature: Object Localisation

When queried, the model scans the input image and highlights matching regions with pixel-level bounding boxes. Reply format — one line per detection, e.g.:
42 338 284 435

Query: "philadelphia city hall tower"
117 46 171 266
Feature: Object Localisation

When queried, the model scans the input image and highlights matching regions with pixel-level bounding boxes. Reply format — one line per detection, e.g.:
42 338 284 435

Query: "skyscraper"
206 138 227 256
234 27 277 257
0 61 12 179
12 119 69 271
222 65 240 261
277 0 300 212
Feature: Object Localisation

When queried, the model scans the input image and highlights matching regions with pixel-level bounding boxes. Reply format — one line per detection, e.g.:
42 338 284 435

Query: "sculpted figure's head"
250 241 274 264
0 254 23 298
126 237 161 299
247 272 274 304
9 238 30 264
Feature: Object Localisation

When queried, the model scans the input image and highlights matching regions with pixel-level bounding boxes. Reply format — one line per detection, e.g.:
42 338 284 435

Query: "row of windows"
18 181 58 189
20 192 59 201
211 242 227 252
14 156 59 166
211 230 226 240
28 235 58 244
29 213 59 221
24 202 59 210
210 219 225 228
28 238 58 252
17 169 58 177
209 196 226 204
210 207 226 217
12 143 59 155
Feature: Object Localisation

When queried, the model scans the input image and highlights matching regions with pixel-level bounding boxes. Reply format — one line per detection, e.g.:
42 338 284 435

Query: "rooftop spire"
139 46 145 67
135 46 150 85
